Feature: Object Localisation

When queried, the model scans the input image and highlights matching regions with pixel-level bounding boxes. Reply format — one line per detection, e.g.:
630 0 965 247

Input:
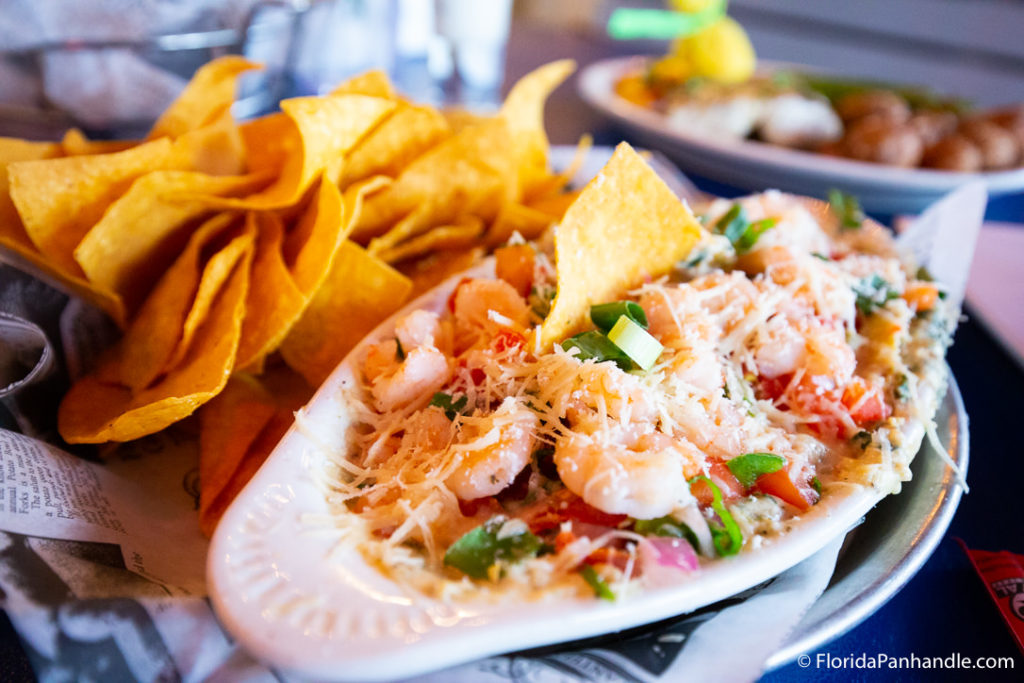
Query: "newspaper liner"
0 157 983 681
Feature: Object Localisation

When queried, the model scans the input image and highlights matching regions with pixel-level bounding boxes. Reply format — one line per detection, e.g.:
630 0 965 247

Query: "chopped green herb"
713 203 777 254
811 477 823 495
633 516 700 549
828 189 864 230
443 517 543 580
394 336 405 360
580 564 615 601
607 316 664 371
853 275 899 315
529 285 556 320
562 331 634 371
852 430 872 450
915 266 934 282
896 374 911 402
590 301 648 332
430 392 469 420
726 452 786 489
811 251 831 261
688 476 743 556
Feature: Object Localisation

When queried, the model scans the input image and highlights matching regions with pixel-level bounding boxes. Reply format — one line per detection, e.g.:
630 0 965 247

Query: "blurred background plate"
578 55 1024 215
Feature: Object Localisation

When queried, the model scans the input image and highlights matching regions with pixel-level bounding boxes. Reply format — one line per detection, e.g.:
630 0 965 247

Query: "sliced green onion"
580 564 616 601
714 203 748 244
828 189 864 230
562 331 633 372
590 301 648 332
430 392 468 420
734 218 776 253
443 517 543 580
726 453 786 489
633 516 700 549
688 476 743 556
713 203 776 254
607 316 663 371
853 274 899 315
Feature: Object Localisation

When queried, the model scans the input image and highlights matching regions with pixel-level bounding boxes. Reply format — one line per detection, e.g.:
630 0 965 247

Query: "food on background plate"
318 144 956 600
614 31 1024 171
0 56 581 536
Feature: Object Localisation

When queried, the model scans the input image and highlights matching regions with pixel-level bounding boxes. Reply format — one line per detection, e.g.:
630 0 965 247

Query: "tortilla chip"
117 213 243 391
58 228 255 443
351 116 515 241
8 137 187 276
172 111 247 177
525 133 592 202
442 107 488 133
340 104 450 187
147 56 260 140
0 138 61 252
538 143 702 349
235 212 305 372
199 94 394 209
61 129 137 156
283 173 381 294
197 365 310 536
330 69 396 99
398 246 485 297
372 215 484 264
525 189 582 219
240 112 296 175
198 374 277 535
484 202 557 247
281 240 412 386
0 139 126 322
500 60 576 197
74 170 269 312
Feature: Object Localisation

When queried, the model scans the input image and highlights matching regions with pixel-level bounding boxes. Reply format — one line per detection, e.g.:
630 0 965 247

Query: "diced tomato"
757 373 792 402
903 282 939 312
492 328 526 354
755 469 813 511
446 277 474 312
841 376 892 425
494 244 535 298
522 489 626 534
458 497 502 518
691 462 744 507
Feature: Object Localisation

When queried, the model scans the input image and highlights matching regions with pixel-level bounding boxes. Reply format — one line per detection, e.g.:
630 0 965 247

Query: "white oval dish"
208 260 904 682
578 56 1024 215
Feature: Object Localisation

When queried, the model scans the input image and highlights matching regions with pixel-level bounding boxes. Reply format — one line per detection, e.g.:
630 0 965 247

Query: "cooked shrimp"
451 278 530 352
537 353 657 432
363 310 452 412
639 286 723 393
445 398 537 500
753 315 854 390
554 424 700 519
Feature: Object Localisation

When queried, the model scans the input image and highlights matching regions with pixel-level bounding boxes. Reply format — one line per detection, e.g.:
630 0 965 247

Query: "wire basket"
0 0 311 140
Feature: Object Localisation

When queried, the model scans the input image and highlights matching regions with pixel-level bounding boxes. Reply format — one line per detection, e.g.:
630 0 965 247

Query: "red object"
522 490 627 533
958 540 1024 656
755 468 814 511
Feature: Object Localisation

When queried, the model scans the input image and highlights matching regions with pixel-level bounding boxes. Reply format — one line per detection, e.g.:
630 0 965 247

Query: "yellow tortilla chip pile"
0 56 581 535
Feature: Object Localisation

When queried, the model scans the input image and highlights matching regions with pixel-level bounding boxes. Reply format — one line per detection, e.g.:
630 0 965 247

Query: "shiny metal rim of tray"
766 373 968 669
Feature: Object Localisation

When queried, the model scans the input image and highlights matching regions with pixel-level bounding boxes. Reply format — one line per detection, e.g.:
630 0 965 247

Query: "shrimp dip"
315 158 955 602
